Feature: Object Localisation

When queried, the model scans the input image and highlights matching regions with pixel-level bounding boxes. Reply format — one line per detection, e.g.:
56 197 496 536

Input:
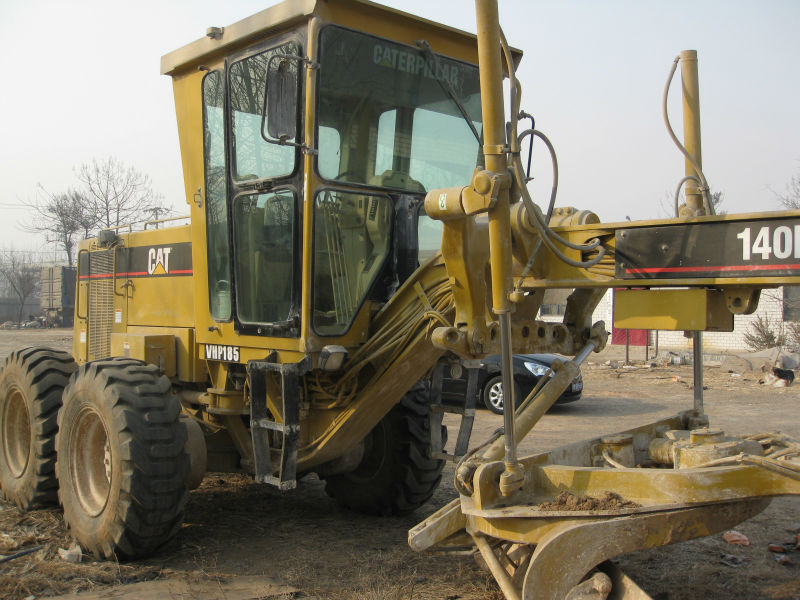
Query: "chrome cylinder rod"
499 312 518 468
693 331 704 414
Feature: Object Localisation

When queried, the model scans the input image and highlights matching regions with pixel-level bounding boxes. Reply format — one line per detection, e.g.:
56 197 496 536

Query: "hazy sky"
1 0 798 259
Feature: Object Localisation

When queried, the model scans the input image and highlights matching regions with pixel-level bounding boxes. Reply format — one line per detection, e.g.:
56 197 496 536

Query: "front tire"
0 348 76 509
482 375 522 415
56 359 188 559
323 383 445 516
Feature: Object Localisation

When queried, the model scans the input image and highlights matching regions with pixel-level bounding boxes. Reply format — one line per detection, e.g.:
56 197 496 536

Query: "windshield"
317 26 483 194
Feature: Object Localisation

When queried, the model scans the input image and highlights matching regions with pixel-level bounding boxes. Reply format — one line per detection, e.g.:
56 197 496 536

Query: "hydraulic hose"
514 128 558 283
498 29 607 270
673 175 703 217
663 56 714 215
309 269 454 409
513 157 607 268
517 128 559 226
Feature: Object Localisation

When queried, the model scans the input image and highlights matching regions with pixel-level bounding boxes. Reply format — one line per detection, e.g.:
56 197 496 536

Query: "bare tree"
750 287 800 352
774 171 800 210
0 249 40 326
76 157 170 229
710 190 725 215
21 187 95 266
660 189 725 217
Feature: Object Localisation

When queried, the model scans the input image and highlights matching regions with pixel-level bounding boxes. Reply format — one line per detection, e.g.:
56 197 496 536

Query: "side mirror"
264 57 298 142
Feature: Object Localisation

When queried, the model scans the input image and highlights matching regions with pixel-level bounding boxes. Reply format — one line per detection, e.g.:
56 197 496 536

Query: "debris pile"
720 349 800 388
536 491 640 512
766 533 800 566
720 528 800 568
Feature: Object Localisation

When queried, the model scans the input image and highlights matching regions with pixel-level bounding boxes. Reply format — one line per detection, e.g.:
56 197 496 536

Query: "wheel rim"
488 381 504 411
70 406 112 517
2 386 31 478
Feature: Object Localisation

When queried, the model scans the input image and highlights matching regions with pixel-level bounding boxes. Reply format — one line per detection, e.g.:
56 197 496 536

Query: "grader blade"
412 411 800 599
469 498 768 600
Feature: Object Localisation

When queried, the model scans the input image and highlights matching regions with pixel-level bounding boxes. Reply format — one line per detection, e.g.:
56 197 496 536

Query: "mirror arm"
261 53 317 151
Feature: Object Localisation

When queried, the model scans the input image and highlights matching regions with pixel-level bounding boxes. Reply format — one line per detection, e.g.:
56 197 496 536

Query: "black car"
442 354 583 414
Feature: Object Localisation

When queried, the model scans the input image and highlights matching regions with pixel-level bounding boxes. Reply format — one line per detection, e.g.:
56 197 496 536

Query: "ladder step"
429 361 478 462
251 418 300 433
429 404 476 417
248 357 310 490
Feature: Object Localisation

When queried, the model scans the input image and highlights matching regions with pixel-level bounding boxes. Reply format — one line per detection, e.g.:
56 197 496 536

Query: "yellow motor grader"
2 0 800 597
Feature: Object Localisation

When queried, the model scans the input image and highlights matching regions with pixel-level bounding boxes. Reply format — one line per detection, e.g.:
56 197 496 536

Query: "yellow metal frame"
73 0 516 475
613 288 733 331
162 0 512 363
407 2 800 597
411 413 800 599
71 3 800 596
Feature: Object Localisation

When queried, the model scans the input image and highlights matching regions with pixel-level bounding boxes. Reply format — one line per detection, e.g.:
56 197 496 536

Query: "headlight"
524 362 551 377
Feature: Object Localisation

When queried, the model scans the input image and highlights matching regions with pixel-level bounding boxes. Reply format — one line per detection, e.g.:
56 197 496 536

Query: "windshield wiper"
415 39 482 145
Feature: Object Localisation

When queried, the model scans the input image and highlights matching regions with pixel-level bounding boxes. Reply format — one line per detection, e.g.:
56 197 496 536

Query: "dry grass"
305 545 503 600
175 473 501 600
0 472 501 600
0 501 161 599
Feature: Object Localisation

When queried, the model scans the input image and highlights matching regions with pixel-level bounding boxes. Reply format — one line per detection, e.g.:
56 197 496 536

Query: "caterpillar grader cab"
3 0 800 597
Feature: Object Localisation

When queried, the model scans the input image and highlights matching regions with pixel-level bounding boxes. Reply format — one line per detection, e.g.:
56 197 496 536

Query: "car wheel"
482 375 522 415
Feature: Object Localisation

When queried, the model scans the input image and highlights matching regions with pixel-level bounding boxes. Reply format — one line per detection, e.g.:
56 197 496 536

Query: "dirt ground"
2 329 800 599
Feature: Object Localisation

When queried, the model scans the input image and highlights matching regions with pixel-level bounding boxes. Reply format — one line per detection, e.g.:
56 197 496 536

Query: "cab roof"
160 0 521 76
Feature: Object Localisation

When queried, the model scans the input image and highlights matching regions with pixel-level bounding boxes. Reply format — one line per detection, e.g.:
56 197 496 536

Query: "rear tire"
0 347 76 509
56 358 188 559
323 382 445 516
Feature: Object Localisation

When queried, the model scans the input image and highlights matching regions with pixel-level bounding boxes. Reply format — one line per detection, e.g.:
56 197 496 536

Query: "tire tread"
0 347 76 508
324 381 445 516
56 358 188 560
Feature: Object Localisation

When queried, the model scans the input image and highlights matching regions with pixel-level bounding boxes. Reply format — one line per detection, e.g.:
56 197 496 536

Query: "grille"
88 250 114 359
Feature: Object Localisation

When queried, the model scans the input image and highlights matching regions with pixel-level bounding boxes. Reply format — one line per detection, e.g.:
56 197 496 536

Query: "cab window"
229 42 299 181
202 70 232 320
233 190 296 324
312 190 392 334
317 26 482 194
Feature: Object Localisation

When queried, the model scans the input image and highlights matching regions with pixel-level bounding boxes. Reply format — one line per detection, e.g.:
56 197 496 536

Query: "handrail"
99 223 133 233
75 249 89 320
144 215 191 229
